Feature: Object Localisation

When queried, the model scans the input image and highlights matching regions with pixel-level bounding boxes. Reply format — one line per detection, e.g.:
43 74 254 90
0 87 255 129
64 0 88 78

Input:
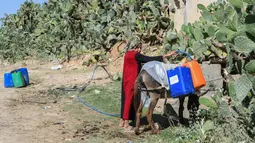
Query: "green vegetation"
1 0 255 142
78 81 121 114
166 0 255 142
60 81 255 142
0 0 173 62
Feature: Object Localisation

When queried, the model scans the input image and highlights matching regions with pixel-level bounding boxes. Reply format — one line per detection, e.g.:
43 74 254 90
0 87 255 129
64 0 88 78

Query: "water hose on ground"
57 64 121 117
76 64 121 117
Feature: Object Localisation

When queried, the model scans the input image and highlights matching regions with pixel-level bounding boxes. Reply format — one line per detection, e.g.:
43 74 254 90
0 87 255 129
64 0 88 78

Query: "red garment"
122 51 138 120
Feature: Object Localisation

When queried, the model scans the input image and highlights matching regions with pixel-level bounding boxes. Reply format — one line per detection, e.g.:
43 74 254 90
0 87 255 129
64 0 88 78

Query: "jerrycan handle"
176 50 193 60
10 69 18 73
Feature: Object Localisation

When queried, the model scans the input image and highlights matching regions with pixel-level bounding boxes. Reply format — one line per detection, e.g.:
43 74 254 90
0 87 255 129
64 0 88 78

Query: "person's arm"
135 53 163 63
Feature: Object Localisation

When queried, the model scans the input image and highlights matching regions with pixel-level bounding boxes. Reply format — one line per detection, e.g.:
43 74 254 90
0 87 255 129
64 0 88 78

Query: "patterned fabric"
141 61 178 90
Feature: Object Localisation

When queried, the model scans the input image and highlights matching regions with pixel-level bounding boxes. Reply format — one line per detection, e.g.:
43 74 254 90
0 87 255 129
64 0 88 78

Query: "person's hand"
163 51 177 59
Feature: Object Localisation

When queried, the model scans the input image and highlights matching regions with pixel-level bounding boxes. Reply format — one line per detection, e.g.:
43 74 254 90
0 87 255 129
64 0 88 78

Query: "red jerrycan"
176 50 206 90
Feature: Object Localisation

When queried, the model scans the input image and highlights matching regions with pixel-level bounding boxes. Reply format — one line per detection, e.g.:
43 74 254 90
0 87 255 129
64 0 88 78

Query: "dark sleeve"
135 53 163 64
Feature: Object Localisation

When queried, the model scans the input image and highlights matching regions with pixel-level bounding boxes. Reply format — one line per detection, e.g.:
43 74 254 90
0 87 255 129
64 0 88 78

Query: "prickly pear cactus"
235 74 253 102
225 5 236 20
214 7 226 23
201 10 214 22
165 31 178 42
181 25 190 35
216 32 228 42
227 13 238 31
191 41 208 59
228 80 237 100
245 15 255 37
207 26 216 37
229 0 244 8
163 43 172 52
188 39 196 47
171 44 180 51
228 27 246 41
243 0 255 4
204 38 212 46
193 27 203 41
245 60 255 74
234 36 255 55
197 4 208 12
177 32 188 47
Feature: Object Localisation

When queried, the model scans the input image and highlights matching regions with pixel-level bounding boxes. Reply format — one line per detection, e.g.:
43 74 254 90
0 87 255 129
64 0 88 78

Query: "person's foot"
123 125 135 133
154 122 160 130
119 119 124 127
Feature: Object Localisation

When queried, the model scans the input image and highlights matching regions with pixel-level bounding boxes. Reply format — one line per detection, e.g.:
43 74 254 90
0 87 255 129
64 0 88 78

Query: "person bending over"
120 41 176 132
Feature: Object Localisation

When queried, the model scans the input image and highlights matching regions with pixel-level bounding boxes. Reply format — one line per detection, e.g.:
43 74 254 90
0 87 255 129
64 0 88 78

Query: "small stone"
70 95 76 99
94 90 100 94
61 131 66 134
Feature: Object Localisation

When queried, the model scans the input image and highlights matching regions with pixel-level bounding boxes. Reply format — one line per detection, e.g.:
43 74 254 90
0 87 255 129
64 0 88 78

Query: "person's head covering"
125 37 142 52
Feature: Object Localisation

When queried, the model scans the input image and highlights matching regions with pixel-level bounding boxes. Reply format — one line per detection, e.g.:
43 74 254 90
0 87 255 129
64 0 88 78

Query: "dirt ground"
0 59 132 143
0 45 189 143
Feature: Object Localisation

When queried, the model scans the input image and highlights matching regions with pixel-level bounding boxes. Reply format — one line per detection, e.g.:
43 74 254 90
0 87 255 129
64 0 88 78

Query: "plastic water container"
4 73 14 88
19 68 29 85
11 70 26 88
182 60 206 90
167 66 195 98
175 50 206 90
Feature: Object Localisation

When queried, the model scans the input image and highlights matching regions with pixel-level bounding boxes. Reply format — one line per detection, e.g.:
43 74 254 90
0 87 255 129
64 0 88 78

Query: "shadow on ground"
130 103 190 133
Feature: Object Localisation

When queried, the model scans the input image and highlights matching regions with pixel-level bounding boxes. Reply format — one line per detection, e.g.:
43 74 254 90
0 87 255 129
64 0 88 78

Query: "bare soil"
0 46 190 143
0 59 135 143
